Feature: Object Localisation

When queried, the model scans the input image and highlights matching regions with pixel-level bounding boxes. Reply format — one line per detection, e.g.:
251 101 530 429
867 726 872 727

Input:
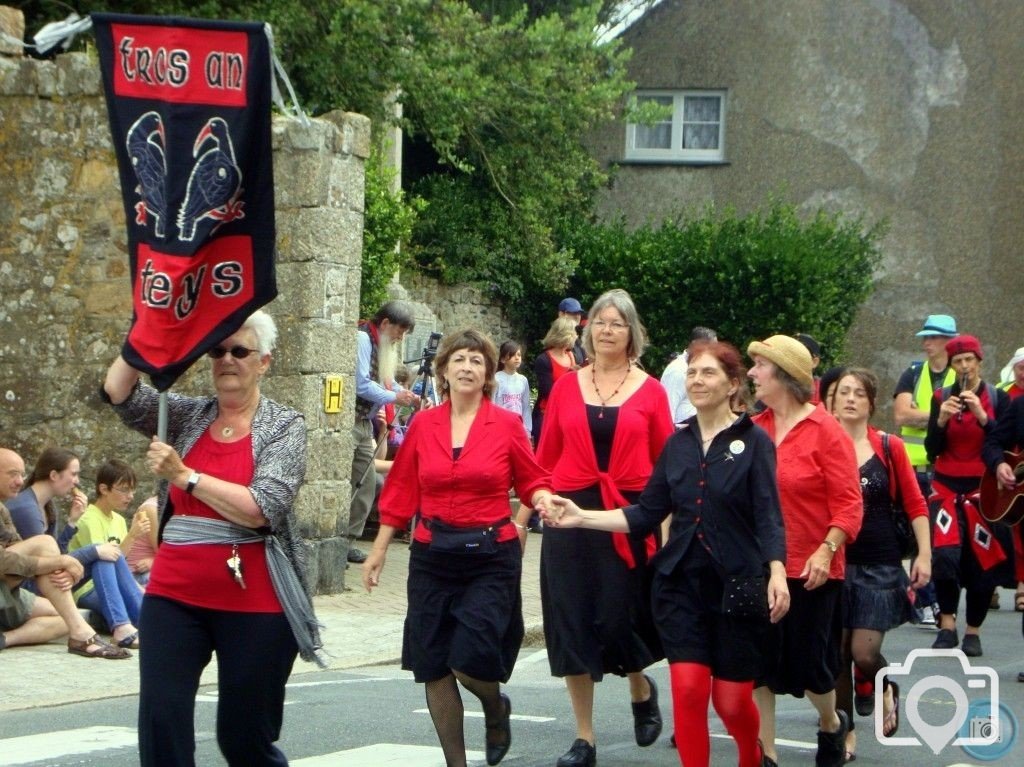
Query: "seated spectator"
125 496 159 586
6 447 88 551
68 460 146 648
1 447 129 658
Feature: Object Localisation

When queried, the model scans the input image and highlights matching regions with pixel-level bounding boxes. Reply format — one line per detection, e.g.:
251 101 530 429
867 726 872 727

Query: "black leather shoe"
485 693 511 765
346 547 367 564
556 738 596 767
632 674 662 746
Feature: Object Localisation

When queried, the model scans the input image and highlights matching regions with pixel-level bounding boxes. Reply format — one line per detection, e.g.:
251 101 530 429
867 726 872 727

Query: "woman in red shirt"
531 316 579 445
363 329 552 767
924 335 1012 657
747 335 863 767
535 289 673 767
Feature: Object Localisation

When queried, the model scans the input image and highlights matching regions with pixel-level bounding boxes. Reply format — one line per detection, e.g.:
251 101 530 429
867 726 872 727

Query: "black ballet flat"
632 674 663 747
556 738 596 767
485 692 511 766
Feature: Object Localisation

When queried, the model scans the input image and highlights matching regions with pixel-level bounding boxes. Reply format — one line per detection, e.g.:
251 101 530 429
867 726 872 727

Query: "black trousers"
138 595 298 767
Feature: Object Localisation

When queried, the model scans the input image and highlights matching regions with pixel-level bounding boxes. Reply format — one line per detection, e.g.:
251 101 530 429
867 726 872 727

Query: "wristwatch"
822 539 838 554
185 471 201 495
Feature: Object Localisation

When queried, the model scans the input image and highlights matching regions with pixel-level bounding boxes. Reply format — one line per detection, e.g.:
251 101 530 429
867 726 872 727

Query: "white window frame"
625 89 727 163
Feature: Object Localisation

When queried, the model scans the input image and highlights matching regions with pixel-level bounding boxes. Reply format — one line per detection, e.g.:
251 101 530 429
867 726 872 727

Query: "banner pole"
158 391 168 443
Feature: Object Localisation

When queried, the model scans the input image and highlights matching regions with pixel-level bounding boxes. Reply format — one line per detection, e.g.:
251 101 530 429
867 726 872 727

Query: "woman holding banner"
103 309 322 767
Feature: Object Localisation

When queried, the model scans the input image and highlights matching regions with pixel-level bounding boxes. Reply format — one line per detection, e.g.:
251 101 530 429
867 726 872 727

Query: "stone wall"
0 50 369 592
402 272 516 349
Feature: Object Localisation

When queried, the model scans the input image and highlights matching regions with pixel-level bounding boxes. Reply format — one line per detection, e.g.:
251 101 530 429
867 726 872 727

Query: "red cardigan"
753 405 863 579
868 427 929 521
536 372 673 565
378 398 551 544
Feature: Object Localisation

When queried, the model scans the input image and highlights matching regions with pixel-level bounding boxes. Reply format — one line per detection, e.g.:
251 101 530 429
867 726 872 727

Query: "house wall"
0 51 370 592
590 0 1024 420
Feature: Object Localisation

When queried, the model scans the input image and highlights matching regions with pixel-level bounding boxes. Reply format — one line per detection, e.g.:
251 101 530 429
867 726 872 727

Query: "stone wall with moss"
0 50 369 593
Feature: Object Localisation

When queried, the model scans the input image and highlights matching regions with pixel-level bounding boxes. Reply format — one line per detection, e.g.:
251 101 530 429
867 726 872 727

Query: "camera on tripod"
422 331 443 360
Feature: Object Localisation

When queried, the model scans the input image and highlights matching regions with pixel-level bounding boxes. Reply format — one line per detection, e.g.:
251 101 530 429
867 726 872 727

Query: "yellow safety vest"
900 364 955 469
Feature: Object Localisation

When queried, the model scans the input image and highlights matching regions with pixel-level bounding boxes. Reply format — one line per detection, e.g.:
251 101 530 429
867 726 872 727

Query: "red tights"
669 662 761 767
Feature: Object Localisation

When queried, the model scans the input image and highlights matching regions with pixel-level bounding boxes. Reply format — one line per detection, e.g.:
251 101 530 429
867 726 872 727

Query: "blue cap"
915 314 958 337
558 297 583 314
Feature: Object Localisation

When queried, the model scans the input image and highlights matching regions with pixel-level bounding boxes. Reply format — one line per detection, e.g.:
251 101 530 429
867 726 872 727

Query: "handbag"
882 433 917 559
721 574 769 619
425 518 501 555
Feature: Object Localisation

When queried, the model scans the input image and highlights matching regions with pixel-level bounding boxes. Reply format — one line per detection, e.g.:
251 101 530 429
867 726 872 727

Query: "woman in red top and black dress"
103 310 322 767
363 329 552 767
925 334 1012 656
747 335 863 767
534 289 674 767
531 316 579 445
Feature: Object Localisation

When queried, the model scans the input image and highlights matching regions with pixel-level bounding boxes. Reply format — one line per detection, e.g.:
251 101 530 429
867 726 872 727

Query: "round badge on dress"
729 440 745 455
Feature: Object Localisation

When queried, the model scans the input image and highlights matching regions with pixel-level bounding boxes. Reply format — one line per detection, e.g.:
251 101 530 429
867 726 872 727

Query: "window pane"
682 123 719 150
684 96 720 122
635 123 672 149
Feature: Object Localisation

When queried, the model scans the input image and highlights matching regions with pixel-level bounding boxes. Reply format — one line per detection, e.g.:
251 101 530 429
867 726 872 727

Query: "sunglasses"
208 345 258 359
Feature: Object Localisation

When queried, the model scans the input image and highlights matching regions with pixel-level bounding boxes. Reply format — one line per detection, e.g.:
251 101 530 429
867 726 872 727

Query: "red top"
379 398 550 543
1005 383 1024 401
931 386 996 479
753 405 863 579
147 431 281 612
539 350 573 413
536 373 673 566
868 427 929 520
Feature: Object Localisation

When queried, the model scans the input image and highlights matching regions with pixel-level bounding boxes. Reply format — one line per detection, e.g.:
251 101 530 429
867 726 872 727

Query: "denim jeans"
78 557 143 630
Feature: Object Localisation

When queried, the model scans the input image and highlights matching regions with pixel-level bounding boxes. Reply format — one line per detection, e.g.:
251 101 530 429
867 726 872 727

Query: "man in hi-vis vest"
892 314 958 624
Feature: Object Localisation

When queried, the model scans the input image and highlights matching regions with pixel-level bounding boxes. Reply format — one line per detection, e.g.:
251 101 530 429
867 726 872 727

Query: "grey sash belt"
163 516 326 667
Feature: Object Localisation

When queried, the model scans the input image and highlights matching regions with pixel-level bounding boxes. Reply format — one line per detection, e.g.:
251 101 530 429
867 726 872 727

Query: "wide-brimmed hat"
946 334 982 361
1001 347 1024 384
915 314 958 337
747 335 814 388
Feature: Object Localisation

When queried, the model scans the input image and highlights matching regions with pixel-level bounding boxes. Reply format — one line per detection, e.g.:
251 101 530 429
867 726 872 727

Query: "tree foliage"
551 202 885 375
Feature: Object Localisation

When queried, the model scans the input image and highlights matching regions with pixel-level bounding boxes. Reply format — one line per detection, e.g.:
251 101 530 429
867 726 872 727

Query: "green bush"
361 148 427 318
547 202 884 375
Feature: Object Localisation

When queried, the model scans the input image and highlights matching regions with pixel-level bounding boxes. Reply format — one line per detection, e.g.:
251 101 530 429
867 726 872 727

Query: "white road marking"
413 707 555 723
710 732 817 749
0 725 137 765
292 744 485 766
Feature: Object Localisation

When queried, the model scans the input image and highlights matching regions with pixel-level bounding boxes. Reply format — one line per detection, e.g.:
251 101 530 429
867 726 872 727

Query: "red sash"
930 482 1007 571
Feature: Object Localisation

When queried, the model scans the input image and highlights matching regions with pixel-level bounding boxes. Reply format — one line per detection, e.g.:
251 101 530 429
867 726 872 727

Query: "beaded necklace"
592 362 631 418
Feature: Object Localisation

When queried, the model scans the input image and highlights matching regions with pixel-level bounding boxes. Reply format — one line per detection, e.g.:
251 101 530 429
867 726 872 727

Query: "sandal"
882 682 900 737
1015 590 1024 612
68 634 131 659
117 631 140 649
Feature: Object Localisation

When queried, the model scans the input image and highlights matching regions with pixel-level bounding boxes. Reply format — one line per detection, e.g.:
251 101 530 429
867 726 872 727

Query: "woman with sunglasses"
103 310 323 767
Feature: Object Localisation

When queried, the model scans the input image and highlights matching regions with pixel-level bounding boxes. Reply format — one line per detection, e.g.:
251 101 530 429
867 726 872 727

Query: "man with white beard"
347 302 420 564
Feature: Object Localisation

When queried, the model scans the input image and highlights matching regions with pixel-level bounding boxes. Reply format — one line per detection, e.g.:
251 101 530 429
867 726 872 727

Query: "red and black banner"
93 13 277 391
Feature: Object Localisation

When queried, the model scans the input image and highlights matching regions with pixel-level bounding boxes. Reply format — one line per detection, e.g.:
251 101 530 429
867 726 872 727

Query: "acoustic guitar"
979 450 1024 526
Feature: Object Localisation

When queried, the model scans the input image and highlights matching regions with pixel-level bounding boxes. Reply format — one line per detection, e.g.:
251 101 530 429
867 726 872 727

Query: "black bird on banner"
177 116 246 242
126 110 168 238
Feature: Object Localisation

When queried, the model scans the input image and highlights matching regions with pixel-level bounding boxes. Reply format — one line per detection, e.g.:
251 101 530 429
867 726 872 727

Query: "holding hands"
541 495 582 527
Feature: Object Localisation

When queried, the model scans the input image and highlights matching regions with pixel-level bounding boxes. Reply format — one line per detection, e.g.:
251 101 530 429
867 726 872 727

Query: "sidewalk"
0 536 546 713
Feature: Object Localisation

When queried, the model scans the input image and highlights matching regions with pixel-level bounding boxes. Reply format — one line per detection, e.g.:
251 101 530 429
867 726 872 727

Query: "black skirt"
402 538 524 683
651 542 768 681
540 485 663 681
842 563 916 631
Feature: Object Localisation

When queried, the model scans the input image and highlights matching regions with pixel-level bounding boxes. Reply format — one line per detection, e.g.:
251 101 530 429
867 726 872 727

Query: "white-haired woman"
103 310 323 767
532 289 673 767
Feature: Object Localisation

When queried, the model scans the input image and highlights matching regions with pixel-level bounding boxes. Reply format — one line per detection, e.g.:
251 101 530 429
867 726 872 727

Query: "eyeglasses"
208 345 258 359
591 320 628 332
112 485 136 496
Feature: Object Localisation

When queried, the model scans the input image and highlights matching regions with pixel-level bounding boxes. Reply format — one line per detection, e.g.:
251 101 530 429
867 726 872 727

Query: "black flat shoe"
556 738 596 767
485 693 511 766
632 674 662 747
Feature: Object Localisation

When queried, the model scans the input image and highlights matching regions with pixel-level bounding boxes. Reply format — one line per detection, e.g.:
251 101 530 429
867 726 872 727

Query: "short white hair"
241 309 278 355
